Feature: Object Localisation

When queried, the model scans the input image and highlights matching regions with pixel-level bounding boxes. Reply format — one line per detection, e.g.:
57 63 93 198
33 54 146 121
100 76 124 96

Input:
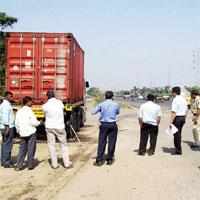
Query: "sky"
1 0 200 90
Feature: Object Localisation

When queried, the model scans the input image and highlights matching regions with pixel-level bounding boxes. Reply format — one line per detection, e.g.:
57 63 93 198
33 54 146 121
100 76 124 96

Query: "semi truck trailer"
5 32 87 134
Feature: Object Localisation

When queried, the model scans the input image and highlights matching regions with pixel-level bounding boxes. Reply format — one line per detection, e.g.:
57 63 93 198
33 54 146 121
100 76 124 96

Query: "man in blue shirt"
92 91 120 166
0 91 15 168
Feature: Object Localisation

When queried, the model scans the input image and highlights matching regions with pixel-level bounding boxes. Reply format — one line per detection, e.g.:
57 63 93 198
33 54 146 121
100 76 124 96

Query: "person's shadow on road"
183 140 200 151
162 147 175 154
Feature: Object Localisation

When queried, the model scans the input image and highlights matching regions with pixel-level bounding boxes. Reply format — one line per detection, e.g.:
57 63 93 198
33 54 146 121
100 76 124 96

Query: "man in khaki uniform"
190 90 200 148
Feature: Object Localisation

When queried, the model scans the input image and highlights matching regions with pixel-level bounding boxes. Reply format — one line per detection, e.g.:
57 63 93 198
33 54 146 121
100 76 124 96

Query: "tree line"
0 12 17 95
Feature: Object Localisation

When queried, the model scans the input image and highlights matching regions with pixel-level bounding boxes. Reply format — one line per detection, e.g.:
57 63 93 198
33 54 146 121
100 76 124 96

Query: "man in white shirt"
138 94 162 156
15 96 40 171
1 91 15 168
170 87 188 155
42 90 72 169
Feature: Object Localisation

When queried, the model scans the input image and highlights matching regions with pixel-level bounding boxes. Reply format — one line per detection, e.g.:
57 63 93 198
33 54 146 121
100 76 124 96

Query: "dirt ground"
1 102 200 200
0 103 100 200
54 105 200 200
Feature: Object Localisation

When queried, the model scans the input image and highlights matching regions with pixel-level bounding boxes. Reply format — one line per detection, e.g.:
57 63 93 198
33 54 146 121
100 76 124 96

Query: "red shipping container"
5 32 85 105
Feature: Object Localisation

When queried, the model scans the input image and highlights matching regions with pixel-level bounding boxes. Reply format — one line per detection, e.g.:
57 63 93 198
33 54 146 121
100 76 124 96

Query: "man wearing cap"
42 90 72 169
190 89 200 148
92 91 120 166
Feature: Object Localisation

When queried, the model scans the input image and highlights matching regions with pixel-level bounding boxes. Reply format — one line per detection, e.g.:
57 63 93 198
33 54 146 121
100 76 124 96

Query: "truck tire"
76 109 81 132
70 111 78 133
80 107 85 127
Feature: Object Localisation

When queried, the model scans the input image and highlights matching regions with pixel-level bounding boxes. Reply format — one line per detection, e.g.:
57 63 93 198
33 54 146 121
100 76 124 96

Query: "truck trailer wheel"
76 109 82 132
70 111 78 133
80 107 85 127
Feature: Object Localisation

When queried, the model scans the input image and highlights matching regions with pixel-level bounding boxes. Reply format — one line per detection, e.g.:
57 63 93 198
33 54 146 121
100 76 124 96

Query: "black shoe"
15 166 24 171
107 159 114 165
190 144 200 149
93 160 104 167
147 149 155 156
148 152 154 156
51 165 59 169
4 163 14 168
138 152 145 156
28 166 35 170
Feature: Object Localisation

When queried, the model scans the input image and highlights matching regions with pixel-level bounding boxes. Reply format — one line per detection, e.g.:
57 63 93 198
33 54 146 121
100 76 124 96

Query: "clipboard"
165 124 178 136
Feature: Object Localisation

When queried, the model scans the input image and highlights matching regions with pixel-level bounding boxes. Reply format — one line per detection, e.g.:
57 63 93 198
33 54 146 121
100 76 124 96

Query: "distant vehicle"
123 94 131 100
123 91 131 100
156 96 164 103
138 95 144 100
156 95 170 102
162 95 170 101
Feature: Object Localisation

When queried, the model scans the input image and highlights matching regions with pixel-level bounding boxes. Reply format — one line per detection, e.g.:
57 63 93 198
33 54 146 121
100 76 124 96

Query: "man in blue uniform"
92 91 120 166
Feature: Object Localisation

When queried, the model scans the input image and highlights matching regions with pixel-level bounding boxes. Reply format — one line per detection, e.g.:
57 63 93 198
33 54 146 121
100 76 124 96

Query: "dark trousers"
139 123 158 154
173 116 185 153
16 134 37 168
96 122 118 162
1 127 14 165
